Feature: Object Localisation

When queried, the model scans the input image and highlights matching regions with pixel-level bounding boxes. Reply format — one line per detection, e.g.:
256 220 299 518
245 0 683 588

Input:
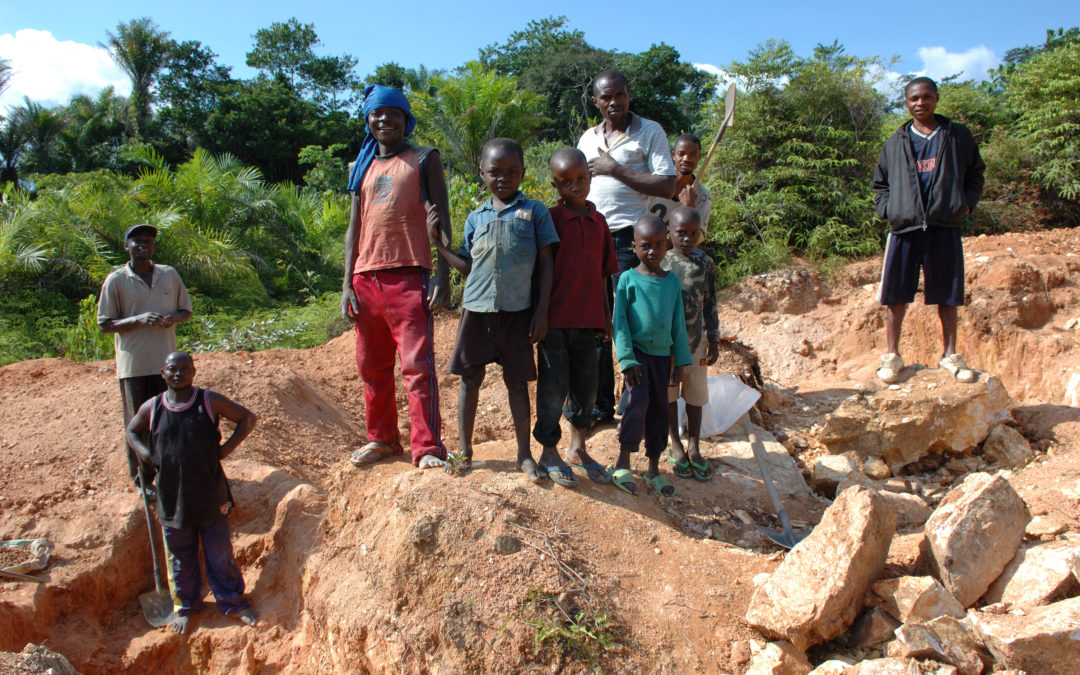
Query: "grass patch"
518 586 619 671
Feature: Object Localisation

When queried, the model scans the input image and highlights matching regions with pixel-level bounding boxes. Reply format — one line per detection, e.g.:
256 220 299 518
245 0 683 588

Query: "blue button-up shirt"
459 193 559 313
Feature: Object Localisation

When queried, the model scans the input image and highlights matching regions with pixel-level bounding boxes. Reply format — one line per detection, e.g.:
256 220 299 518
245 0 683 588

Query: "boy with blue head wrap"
341 84 452 470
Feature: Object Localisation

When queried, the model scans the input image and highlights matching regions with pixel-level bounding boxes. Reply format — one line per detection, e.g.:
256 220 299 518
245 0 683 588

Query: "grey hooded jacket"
872 114 985 234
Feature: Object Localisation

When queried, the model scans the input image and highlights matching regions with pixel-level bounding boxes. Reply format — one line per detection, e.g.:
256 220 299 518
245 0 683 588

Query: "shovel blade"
757 526 807 550
140 589 176 627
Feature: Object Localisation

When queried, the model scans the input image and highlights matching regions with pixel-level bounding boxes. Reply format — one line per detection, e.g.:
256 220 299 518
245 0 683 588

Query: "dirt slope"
1 228 1079 673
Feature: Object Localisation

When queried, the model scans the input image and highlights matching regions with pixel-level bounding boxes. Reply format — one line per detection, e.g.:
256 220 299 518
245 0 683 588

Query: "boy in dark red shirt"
533 148 619 484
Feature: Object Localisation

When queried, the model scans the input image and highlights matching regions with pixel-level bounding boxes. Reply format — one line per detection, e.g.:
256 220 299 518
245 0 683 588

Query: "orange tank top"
353 147 433 273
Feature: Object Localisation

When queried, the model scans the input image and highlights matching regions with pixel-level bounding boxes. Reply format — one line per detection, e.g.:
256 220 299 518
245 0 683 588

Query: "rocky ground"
1 228 1079 673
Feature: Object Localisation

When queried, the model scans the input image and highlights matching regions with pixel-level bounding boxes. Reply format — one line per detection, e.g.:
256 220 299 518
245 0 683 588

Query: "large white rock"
838 472 932 528
811 455 858 496
969 596 1080 673
819 371 1011 471
980 424 1033 468
848 657 958 674
872 576 965 623
920 473 1030 607
746 486 897 650
808 661 850 675
745 640 813 675
848 606 900 648
982 541 1080 607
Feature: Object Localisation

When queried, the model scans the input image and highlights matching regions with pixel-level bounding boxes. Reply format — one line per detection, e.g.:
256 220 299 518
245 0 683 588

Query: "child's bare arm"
428 205 472 275
530 245 554 344
209 393 257 460
424 154 453 309
341 193 362 322
125 399 155 466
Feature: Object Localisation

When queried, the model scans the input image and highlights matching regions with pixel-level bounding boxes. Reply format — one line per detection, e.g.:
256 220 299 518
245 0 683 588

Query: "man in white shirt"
577 69 677 426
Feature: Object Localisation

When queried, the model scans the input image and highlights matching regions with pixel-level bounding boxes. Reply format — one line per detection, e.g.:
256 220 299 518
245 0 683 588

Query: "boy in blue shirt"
611 215 691 496
430 138 560 484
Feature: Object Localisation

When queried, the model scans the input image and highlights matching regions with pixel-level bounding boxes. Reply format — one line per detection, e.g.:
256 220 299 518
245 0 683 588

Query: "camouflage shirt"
660 247 720 353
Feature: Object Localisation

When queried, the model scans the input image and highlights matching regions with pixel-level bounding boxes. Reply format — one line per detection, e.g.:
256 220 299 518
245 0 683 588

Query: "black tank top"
149 387 229 528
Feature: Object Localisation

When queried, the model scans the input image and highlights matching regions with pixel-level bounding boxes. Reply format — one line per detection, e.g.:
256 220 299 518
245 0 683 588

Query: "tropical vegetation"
0 18 1077 365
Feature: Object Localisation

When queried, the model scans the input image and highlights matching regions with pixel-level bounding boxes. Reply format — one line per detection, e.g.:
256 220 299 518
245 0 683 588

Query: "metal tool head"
723 82 737 126
756 525 808 550
139 588 177 627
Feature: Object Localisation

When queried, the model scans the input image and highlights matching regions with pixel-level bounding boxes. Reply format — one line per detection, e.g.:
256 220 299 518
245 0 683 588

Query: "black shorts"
879 227 964 306
448 309 536 381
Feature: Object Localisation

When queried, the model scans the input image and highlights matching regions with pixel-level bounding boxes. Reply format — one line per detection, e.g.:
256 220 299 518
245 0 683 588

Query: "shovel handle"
743 416 798 542
138 464 167 595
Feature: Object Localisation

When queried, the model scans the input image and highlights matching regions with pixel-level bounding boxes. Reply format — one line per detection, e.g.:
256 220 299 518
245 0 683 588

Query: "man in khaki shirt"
98 224 192 497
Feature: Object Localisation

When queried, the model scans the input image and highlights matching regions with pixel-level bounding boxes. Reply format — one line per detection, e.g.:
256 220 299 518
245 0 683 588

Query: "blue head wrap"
346 84 418 192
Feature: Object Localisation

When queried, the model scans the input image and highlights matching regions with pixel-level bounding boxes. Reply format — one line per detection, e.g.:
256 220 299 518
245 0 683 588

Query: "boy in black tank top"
126 351 258 634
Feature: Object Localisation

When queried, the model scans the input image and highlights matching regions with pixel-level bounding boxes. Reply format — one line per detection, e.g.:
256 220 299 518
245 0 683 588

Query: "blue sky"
2 0 1076 109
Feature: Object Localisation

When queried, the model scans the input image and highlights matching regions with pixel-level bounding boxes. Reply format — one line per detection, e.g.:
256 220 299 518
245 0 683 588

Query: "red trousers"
352 268 446 464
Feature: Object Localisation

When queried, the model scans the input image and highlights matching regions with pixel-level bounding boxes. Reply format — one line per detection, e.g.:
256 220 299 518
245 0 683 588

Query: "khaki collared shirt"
98 263 193 379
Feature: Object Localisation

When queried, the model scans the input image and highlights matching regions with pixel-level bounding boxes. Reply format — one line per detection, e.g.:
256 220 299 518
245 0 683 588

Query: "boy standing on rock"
873 76 985 384
126 351 258 634
341 84 452 470
430 138 559 484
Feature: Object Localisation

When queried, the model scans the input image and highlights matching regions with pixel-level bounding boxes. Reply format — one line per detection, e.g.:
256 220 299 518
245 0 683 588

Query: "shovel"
692 82 737 191
138 464 176 627
743 416 806 549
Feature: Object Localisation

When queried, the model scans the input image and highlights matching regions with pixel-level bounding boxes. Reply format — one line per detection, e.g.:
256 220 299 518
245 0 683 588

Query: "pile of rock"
742 471 1080 674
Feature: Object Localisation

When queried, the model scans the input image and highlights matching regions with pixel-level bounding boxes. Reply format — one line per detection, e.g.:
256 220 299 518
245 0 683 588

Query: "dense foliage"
0 17 1077 364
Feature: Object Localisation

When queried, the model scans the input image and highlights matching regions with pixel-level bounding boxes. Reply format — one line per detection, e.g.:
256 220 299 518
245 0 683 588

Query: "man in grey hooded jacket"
872 76 985 384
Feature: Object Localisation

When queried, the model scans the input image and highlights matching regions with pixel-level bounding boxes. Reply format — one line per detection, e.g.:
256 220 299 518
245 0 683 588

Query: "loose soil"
1 228 1079 673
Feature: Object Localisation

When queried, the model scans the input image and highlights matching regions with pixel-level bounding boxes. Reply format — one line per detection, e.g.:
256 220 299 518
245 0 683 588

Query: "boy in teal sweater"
611 215 691 496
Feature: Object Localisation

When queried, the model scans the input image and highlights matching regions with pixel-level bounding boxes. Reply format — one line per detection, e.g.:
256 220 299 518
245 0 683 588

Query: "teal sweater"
613 267 692 371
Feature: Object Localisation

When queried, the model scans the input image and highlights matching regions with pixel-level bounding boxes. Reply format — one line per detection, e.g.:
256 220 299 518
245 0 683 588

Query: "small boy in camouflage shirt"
662 206 722 481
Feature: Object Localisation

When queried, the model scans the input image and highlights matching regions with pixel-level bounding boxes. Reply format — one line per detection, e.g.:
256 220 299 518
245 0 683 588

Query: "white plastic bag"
677 374 761 438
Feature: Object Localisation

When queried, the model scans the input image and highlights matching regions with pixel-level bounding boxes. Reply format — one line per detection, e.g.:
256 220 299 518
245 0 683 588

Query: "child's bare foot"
565 431 607 483
171 614 190 634
234 608 258 626
517 457 548 485
418 454 446 469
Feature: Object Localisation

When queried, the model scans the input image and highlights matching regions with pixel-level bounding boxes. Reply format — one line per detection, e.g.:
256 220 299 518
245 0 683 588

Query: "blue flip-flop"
568 460 611 484
540 462 579 488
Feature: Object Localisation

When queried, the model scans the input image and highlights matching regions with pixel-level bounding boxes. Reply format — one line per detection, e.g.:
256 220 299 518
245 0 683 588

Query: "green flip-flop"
606 467 636 495
689 458 712 482
646 473 677 497
667 456 694 479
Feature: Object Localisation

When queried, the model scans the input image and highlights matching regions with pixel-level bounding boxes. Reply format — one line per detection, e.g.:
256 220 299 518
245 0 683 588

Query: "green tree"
616 43 717 135
481 16 610 142
58 87 134 172
364 63 443 96
102 17 173 138
704 40 890 280
410 62 547 176
246 18 359 111
156 40 233 162
15 98 68 175
298 143 348 192
203 77 344 183
0 115 28 183
0 57 12 97
1008 42 1080 199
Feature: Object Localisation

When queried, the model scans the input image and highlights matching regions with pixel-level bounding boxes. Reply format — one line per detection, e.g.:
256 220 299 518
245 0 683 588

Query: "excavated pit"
3 228 1080 672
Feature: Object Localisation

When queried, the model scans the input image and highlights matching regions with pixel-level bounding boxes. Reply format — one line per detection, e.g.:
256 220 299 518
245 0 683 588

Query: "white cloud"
914 45 998 82
693 62 731 84
0 29 131 113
